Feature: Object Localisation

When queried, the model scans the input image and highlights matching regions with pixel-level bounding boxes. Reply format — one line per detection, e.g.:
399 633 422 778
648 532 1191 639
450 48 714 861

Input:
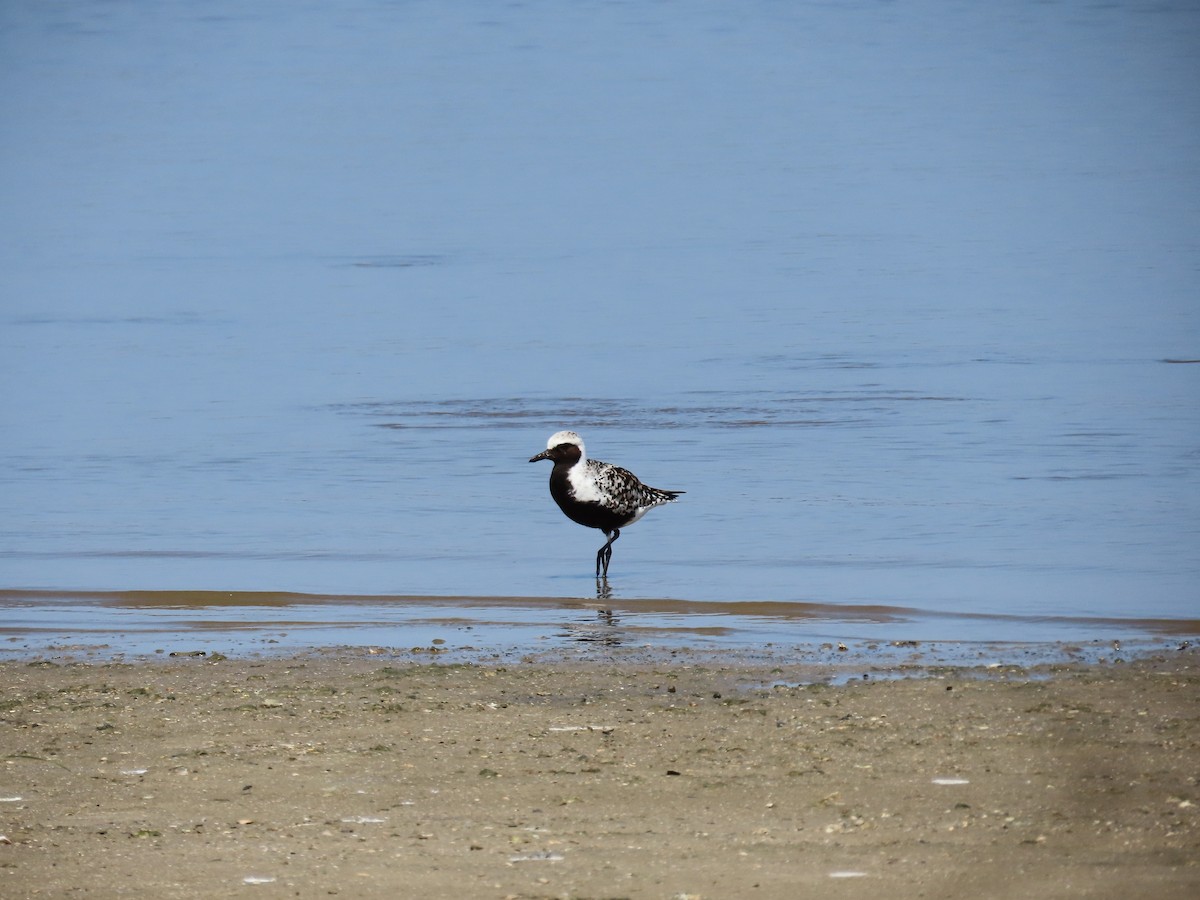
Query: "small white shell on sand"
243 876 277 884
548 725 617 732
931 777 970 785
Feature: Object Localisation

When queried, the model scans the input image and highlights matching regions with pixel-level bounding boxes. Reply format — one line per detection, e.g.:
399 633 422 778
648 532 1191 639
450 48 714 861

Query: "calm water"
2 1 1198 652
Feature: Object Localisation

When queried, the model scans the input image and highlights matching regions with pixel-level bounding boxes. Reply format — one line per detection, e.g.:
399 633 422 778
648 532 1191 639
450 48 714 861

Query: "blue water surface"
2 1 1198 644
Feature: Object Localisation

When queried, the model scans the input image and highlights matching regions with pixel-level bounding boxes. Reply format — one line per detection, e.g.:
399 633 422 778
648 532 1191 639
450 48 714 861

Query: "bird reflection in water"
558 600 623 646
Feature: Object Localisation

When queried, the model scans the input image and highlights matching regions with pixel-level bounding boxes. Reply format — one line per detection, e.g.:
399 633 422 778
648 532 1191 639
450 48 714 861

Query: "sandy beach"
1 646 1197 899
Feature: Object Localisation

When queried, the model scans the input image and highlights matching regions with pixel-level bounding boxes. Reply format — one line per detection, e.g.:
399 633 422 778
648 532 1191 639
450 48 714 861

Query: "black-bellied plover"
529 431 683 578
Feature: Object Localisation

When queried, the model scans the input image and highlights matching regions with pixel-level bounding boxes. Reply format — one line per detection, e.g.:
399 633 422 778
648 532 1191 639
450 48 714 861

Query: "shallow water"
1 590 1192 667
2 1 1198 651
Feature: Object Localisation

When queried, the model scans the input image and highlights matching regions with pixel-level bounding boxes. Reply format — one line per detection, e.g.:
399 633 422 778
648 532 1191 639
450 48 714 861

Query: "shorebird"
529 431 683 578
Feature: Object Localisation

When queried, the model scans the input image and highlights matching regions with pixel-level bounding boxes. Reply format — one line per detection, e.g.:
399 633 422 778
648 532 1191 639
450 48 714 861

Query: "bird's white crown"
545 430 584 454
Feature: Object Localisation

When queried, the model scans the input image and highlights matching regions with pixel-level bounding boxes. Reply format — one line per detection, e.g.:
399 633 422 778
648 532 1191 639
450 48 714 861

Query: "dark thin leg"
594 531 608 578
595 528 620 578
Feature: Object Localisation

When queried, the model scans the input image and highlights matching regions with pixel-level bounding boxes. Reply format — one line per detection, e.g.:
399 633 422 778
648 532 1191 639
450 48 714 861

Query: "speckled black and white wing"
582 458 683 525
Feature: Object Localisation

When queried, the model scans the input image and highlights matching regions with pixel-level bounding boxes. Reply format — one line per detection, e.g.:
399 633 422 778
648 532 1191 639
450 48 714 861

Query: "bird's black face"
528 442 581 464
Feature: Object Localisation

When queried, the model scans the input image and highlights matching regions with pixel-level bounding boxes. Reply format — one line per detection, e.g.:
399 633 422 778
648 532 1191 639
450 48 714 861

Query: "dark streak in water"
331 393 968 431
337 255 446 269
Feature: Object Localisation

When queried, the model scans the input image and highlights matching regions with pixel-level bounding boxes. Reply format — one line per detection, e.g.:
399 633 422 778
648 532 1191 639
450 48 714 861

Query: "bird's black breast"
548 464 632 531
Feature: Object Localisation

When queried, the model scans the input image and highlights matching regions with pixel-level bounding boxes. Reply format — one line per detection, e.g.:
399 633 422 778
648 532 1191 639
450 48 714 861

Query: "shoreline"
4 633 1193 677
4 589 1199 666
1 647 1197 898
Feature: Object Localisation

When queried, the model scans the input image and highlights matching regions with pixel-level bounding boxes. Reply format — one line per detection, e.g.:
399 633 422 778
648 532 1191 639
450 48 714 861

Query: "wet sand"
1 647 1197 899
6 588 1200 660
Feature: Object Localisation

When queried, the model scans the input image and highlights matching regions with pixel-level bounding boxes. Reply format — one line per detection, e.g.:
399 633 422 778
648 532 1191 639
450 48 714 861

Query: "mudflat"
1 649 1196 899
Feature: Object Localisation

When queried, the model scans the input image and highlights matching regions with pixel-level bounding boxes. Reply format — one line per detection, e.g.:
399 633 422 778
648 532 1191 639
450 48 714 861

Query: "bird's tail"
646 487 684 504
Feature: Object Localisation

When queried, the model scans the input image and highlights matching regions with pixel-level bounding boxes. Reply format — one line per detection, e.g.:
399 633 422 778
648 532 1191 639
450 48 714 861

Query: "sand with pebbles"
1 647 1197 899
